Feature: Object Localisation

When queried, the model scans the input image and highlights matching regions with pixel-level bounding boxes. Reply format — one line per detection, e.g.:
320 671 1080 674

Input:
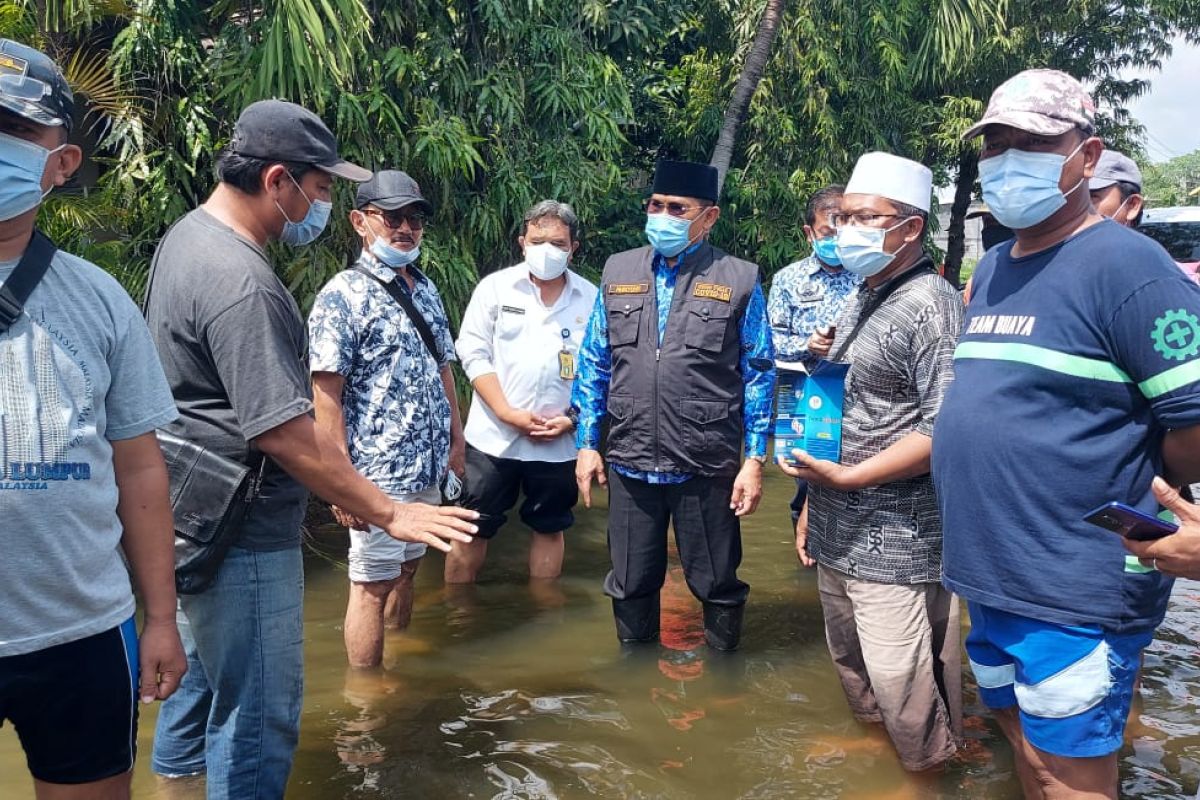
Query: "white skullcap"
844 152 933 213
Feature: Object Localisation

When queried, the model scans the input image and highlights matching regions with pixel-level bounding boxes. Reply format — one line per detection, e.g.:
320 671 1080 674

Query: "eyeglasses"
643 198 710 218
363 208 427 230
830 213 904 228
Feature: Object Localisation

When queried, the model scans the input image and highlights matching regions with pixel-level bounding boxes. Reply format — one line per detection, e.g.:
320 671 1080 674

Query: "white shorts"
347 487 440 583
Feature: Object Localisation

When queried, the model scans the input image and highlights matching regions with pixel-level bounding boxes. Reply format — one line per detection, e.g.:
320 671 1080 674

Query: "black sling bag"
351 263 443 361
0 230 56 335
142 249 265 595
829 259 936 363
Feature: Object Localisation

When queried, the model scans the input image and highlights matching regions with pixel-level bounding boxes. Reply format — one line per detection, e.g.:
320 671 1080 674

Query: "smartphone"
1082 501 1178 541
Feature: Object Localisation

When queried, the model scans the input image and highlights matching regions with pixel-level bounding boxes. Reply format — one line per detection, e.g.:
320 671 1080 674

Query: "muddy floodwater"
4 467 1200 798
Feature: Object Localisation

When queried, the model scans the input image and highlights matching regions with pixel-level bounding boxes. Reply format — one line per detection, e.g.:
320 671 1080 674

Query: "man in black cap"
0 39 185 800
145 105 477 796
571 159 775 650
309 170 466 667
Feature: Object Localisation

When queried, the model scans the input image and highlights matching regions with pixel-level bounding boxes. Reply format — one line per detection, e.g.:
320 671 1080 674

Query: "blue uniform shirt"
572 243 775 483
933 221 1200 633
767 254 860 365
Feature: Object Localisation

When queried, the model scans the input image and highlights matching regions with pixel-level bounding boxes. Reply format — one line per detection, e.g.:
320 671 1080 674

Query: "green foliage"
1142 150 1200 207
8 0 1200 319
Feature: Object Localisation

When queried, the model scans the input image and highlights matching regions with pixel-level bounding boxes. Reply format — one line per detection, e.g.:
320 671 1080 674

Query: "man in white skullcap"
778 151 964 771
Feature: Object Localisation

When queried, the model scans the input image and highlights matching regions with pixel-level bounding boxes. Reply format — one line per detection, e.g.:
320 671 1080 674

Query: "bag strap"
0 230 57 335
830 258 935 363
352 263 443 363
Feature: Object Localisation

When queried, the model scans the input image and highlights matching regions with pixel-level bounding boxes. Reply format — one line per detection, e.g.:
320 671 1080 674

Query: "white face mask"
524 241 570 280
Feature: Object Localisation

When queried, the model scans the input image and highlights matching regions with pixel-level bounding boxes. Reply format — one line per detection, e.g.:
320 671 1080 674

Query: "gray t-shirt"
146 208 312 550
0 248 178 656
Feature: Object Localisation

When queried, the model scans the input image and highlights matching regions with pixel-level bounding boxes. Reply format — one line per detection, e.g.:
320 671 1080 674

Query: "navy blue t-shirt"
933 221 1200 633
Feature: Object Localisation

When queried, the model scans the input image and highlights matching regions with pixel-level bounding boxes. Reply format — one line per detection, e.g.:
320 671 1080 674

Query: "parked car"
1141 206 1200 280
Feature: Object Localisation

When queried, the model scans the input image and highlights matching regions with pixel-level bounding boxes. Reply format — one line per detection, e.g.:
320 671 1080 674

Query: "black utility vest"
602 243 758 477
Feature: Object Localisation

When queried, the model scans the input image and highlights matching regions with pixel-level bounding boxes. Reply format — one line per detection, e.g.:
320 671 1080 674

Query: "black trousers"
603 469 749 607
789 478 809 524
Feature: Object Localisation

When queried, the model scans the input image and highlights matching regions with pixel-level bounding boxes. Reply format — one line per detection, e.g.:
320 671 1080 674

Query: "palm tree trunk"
944 147 978 288
709 0 786 198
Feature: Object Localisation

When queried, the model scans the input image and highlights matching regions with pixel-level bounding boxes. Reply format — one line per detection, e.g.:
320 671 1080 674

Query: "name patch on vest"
693 283 733 303
608 283 649 295
501 305 525 315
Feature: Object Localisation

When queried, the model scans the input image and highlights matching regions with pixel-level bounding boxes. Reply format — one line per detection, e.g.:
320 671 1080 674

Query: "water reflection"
1 469 1199 798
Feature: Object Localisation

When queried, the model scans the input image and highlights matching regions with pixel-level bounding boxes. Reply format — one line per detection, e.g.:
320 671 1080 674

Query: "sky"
1124 39 1200 163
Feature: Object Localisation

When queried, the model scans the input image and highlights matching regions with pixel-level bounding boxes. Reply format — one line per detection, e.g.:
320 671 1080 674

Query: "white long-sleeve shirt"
456 265 598 462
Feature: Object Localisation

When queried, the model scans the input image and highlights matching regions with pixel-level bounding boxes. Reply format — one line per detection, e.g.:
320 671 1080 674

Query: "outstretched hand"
384 502 478 553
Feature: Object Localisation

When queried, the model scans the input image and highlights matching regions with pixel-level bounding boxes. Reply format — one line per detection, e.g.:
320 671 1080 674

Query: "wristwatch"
565 405 581 428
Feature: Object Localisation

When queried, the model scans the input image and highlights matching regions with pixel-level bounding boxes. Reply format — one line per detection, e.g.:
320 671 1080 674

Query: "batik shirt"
573 243 775 484
308 252 455 495
767 255 860 365
807 260 962 584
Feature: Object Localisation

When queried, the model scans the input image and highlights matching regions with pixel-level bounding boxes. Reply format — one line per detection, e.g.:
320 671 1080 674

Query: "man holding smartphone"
933 70 1200 798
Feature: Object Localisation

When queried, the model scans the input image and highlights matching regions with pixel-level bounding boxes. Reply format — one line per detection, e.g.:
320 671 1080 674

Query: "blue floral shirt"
767 254 860 365
308 253 455 495
572 244 775 483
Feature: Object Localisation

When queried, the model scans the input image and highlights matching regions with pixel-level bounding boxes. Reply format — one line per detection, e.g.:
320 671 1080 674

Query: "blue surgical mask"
978 141 1086 230
0 132 64 222
645 213 696 257
834 218 911 278
366 218 421 267
276 172 331 246
370 238 420 268
812 236 842 266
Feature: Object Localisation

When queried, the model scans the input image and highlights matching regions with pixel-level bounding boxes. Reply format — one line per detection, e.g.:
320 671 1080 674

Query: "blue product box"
773 361 849 464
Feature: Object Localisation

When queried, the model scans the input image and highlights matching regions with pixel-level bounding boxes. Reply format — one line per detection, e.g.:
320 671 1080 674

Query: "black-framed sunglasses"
363 208 428 230
642 198 710 218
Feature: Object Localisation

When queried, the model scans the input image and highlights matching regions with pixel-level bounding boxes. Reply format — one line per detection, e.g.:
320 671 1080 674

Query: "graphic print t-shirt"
932 221 1200 633
0 249 178 656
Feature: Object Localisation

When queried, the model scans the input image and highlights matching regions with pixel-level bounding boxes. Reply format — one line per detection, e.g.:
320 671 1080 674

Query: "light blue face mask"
0 131 64 222
978 141 1086 231
365 216 421 267
812 236 842 267
369 236 420 268
645 213 696 257
276 172 332 246
834 218 911 278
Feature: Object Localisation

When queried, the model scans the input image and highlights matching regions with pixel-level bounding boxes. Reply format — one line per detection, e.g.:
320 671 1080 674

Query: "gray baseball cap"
230 99 370 181
355 170 432 214
1089 150 1142 192
0 39 73 131
963 69 1096 140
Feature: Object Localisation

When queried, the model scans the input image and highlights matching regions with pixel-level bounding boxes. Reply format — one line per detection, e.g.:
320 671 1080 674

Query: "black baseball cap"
230 99 370 182
0 39 74 131
355 170 433 213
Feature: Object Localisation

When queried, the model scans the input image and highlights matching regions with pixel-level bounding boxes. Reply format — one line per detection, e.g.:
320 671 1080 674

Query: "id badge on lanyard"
558 327 575 380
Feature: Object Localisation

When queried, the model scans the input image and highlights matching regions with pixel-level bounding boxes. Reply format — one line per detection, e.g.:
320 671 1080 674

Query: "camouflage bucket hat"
963 69 1095 140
